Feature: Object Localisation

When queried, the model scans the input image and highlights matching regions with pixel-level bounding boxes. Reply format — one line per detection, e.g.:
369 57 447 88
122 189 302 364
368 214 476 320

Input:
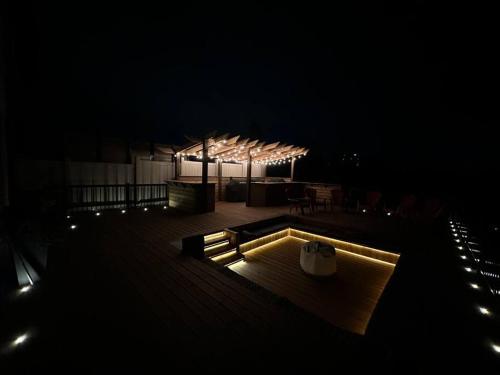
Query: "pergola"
175 133 308 207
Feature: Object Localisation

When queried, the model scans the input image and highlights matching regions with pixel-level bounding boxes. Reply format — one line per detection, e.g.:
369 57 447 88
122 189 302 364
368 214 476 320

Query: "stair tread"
204 237 230 246
217 253 245 266
206 245 235 258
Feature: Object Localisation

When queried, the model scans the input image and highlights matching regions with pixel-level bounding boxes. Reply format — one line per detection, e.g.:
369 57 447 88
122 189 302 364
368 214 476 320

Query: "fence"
67 183 168 212
180 160 265 177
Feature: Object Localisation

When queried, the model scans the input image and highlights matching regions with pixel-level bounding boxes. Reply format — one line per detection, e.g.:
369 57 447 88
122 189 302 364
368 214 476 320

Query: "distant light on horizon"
70 224 77 230
465 267 473 272
144 207 148 211
470 283 479 289
95 212 101 216
121 209 126 214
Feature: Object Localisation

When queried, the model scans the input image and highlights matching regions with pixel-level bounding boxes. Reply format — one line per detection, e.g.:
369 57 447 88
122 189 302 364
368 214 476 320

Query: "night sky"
5 2 499 188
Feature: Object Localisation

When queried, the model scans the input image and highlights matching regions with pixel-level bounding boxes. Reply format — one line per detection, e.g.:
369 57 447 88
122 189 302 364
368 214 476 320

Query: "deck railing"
66 183 168 212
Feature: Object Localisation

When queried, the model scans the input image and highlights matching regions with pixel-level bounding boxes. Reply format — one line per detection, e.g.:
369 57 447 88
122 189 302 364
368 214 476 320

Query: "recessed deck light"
121 209 126 214
144 207 148 212
66 215 71 219
19 286 31 294
362 209 367 213
387 212 392 216
13 334 28 346
95 212 101 216
479 306 491 316
163 206 167 210
70 225 77 230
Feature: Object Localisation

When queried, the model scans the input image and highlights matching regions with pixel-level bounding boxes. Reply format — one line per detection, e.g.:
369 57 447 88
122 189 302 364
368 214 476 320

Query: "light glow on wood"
204 231 226 242
204 240 229 252
211 250 237 262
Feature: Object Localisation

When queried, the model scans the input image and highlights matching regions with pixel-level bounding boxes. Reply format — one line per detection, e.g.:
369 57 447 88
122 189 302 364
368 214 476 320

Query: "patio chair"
305 188 326 213
286 188 310 215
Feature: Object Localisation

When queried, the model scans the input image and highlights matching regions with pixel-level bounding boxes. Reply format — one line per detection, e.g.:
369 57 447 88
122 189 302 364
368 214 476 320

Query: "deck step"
211 251 245 267
204 240 231 256
204 231 228 245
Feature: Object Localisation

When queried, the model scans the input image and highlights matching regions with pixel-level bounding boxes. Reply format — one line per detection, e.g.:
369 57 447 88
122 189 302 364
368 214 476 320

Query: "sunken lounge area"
184 215 400 335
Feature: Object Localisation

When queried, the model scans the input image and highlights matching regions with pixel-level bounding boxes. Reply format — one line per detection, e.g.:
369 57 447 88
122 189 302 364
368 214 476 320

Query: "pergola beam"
176 134 307 164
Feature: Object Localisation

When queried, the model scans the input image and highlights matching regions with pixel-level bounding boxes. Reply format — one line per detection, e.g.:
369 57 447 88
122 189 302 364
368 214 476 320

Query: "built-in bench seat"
238 219 330 243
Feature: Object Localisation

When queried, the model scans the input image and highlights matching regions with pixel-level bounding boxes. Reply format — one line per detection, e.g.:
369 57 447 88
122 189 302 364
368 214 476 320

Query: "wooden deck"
229 236 397 334
58 202 382 370
6 201 486 371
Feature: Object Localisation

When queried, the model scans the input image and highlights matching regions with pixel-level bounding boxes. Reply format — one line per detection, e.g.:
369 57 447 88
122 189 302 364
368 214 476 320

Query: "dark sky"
5 1 500 178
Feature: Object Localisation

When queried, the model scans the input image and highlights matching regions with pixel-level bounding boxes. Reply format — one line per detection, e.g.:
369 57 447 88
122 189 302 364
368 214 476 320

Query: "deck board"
229 236 396 334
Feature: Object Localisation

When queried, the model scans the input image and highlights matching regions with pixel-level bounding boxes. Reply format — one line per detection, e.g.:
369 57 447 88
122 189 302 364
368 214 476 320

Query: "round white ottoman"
300 241 336 277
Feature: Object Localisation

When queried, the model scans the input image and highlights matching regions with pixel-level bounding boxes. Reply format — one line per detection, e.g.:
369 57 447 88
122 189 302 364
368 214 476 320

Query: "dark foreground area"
1 202 499 372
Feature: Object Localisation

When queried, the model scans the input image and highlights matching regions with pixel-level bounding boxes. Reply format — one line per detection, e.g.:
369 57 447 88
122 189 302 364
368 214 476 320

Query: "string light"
478 306 491 316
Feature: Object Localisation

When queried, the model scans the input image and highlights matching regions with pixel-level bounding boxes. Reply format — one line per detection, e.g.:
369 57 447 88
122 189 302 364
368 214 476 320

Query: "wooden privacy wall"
16 159 173 187
136 159 174 184
67 162 133 185
221 162 243 177
180 160 265 177
180 160 217 176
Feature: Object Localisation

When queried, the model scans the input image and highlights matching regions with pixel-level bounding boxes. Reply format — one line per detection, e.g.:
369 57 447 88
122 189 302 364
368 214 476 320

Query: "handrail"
66 183 168 212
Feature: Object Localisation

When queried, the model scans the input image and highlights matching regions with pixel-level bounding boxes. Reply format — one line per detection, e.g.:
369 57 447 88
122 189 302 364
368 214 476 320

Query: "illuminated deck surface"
229 236 397 334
